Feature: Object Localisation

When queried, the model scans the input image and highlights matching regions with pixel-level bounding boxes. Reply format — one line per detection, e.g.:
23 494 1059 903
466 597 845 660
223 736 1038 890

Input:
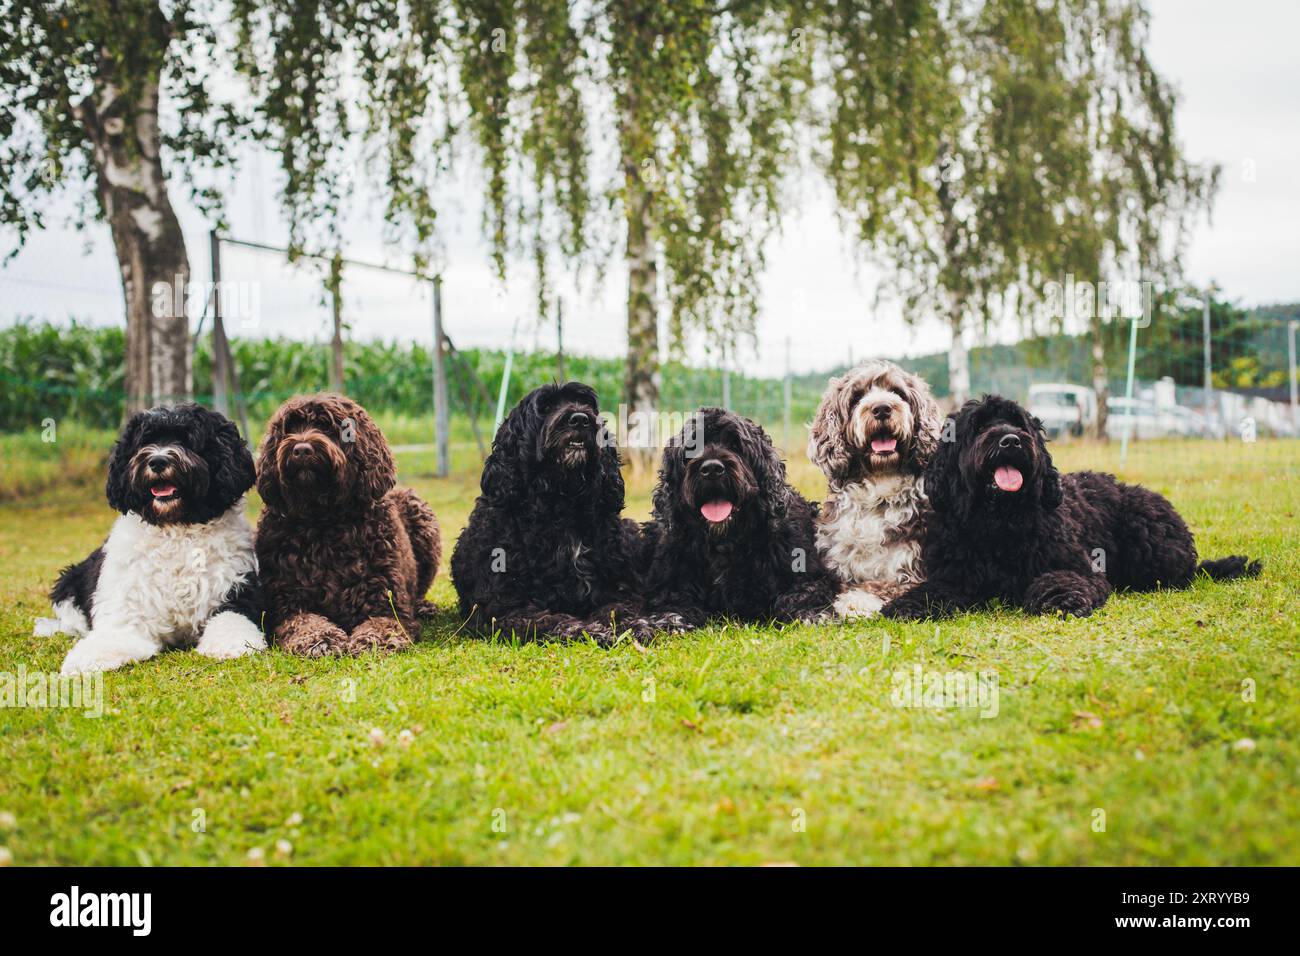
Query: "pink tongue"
151 485 176 498
701 500 734 523
994 466 1023 492
871 437 897 453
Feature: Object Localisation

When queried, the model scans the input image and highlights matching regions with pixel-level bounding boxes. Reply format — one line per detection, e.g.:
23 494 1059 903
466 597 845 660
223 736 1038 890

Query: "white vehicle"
1106 397 1169 440
1107 397 1226 440
1028 383 1097 438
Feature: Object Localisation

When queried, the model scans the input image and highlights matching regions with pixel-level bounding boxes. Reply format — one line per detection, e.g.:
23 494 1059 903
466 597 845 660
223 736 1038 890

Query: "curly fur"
809 361 944 618
883 394 1262 620
255 394 440 656
37 404 264 674
451 382 670 645
642 407 836 625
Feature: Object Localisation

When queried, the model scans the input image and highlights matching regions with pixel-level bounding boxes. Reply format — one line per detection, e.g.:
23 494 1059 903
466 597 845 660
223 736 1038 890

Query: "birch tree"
1 0 237 412
822 0 1214 416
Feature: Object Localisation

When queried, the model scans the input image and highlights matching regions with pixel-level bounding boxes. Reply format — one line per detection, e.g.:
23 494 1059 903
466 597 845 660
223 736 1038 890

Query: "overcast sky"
2 0 1297 376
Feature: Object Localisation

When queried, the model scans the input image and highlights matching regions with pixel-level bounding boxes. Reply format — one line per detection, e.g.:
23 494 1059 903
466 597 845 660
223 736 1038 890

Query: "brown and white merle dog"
254 394 440 655
808 361 944 618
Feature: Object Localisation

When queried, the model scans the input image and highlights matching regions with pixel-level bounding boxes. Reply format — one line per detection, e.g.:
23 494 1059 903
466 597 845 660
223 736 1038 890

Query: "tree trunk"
947 314 971 405
622 105 660 474
1091 315 1110 440
75 43 190 415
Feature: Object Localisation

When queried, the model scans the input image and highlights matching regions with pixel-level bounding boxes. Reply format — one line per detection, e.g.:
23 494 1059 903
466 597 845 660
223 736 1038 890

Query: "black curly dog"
641 407 836 625
451 382 677 644
883 395 1261 620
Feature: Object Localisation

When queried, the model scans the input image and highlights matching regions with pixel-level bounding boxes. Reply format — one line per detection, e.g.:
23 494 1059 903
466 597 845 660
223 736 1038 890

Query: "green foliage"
0 0 238 243
1101 295 1294 391
0 320 825 433
821 0 1216 340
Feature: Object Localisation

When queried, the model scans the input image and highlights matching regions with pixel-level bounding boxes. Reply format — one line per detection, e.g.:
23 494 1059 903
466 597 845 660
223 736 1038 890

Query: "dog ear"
342 401 396 503
205 409 255 501
595 418 626 515
903 370 945 467
1032 415 1063 510
922 408 963 515
808 374 853 482
105 410 148 512
255 404 288 511
651 427 689 525
481 390 538 500
739 416 790 525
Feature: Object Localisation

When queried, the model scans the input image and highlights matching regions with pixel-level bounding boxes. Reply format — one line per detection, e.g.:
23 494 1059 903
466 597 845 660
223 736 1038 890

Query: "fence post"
783 336 792 452
721 343 731 410
556 296 565 382
495 315 522 434
328 253 344 393
1202 283 1216 425
208 231 230 418
1119 316 1140 467
431 276 449 478
1289 319 1298 432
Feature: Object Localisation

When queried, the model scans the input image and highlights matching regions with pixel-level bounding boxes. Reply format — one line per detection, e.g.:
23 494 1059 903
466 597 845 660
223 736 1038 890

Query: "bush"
0 320 823 436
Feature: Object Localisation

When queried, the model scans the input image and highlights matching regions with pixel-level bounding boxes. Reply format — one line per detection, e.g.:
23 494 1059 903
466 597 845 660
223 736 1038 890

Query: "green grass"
0 439 1297 865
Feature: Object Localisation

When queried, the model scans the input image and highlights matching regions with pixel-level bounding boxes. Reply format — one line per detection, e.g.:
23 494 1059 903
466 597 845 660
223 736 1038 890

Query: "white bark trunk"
622 102 659 473
948 317 970 405
76 46 190 415
1091 317 1110 440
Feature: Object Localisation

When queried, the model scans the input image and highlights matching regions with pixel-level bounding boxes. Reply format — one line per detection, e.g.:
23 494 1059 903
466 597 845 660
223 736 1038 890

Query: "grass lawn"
0 437 1296 865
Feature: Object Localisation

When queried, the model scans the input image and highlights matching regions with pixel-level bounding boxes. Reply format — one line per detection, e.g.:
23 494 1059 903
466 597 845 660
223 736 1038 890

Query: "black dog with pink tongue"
883 395 1261 619
640 407 836 626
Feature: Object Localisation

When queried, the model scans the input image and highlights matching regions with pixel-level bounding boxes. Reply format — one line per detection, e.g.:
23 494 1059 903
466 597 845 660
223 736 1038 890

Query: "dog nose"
999 433 1021 449
568 411 590 428
291 442 314 459
147 454 169 471
872 403 892 420
699 459 725 480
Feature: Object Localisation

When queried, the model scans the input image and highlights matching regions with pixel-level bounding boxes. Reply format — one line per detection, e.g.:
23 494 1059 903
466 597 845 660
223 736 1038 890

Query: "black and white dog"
35 404 265 674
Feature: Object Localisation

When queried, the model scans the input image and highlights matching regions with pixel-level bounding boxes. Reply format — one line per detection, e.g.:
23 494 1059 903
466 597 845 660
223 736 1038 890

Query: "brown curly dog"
254 394 440 656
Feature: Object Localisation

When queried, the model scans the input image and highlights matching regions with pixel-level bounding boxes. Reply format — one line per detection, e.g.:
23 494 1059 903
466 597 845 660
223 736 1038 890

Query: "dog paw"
646 612 693 634
275 615 349 657
833 590 885 620
33 617 61 638
197 612 266 660
346 617 413 654
557 619 616 646
61 630 158 675
1026 590 1096 618
880 596 929 620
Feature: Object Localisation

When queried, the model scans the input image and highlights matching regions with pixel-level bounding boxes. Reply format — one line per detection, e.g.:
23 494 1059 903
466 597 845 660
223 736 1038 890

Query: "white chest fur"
816 473 927 588
92 500 257 646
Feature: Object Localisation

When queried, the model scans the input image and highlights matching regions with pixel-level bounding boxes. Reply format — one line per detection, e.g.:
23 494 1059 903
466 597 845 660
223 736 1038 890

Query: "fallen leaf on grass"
1072 710 1103 730
543 721 568 736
